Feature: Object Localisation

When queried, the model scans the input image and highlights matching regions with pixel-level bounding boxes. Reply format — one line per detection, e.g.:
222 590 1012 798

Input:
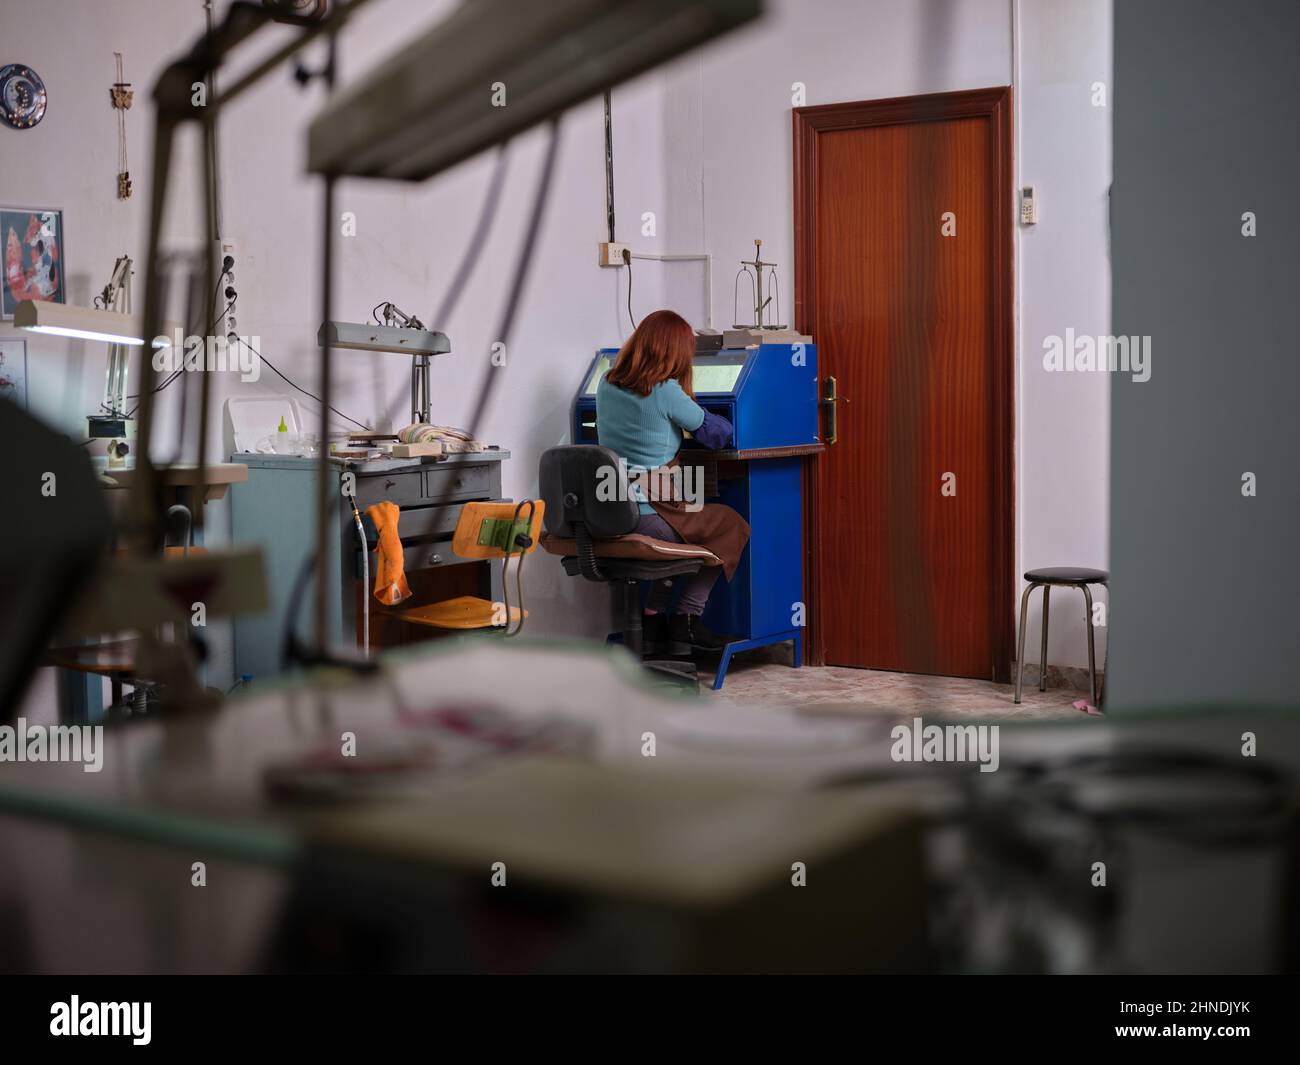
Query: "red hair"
605 309 694 398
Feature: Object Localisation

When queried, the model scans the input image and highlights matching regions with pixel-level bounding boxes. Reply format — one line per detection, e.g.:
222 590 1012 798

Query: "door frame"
793 86 1015 679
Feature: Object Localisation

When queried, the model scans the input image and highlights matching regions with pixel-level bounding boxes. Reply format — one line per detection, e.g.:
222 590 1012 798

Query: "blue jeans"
635 513 721 616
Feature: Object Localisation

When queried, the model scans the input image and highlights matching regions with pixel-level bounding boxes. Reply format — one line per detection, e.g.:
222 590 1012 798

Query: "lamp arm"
381 302 427 331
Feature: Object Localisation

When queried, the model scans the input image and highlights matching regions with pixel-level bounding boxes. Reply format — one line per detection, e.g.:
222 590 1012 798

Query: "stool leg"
1015 583 1037 704
1039 585 1051 692
1082 583 1097 705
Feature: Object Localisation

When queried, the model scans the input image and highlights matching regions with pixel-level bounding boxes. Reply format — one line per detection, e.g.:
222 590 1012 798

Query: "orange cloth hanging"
365 501 412 605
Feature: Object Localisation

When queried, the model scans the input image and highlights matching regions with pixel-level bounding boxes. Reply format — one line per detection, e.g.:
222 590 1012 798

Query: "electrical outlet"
213 237 238 339
598 241 629 267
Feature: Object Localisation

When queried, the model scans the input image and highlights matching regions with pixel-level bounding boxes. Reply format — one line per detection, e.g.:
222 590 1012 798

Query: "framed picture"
0 337 28 408
1 206 65 319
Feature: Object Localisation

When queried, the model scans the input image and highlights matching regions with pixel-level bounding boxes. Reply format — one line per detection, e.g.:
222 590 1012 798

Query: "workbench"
229 449 510 682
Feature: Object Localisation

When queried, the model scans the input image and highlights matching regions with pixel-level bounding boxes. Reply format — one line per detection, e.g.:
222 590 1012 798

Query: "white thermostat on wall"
1020 186 1038 225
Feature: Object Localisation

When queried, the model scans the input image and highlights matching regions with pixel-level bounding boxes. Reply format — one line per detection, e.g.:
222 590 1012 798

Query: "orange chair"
380 500 544 637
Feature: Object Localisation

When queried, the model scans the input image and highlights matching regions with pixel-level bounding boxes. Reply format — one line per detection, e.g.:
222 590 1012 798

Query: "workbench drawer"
424 463 494 501
354 470 426 508
351 501 497 575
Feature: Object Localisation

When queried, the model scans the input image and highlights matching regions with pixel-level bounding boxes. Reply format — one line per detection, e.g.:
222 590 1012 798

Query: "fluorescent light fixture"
15 300 174 348
317 320 450 356
307 0 761 181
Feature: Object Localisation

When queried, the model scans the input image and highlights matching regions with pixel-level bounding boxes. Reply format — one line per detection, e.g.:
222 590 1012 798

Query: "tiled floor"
702 646 1090 720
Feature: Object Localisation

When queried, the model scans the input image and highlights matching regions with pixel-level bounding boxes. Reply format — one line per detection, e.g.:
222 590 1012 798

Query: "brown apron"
644 456 750 580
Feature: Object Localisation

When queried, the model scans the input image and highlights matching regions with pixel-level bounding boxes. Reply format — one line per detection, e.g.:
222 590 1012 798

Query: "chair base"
609 627 804 691
644 658 698 690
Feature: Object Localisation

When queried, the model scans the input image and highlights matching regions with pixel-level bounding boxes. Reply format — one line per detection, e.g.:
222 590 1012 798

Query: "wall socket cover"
598 241 629 267
213 237 237 335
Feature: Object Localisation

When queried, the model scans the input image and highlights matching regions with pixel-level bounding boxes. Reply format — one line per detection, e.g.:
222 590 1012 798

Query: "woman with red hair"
597 309 750 655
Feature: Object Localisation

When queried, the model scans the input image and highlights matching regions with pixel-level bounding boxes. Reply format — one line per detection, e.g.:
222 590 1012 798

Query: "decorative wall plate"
0 64 47 129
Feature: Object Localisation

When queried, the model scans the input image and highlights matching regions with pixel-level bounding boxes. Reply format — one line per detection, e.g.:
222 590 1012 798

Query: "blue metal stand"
574 341 821 691
712 628 803 690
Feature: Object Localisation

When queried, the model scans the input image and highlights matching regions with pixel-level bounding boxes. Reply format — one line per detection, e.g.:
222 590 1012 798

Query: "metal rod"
1039 585 1050 691
195 108 219 533
313 26 339 656
1014 582 1035 704
214 0 372 113
1083 583 1098 706
204 0 223 241
129 112 178 553
315 175 336 653
352 507 369 656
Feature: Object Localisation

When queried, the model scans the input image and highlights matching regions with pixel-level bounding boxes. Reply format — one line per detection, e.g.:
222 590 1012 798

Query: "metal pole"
196 107 218 534
314 30 339 654
130 113 178 553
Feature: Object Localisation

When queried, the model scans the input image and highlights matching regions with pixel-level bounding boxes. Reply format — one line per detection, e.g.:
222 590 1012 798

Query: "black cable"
435 144 510 328
285 126 558 664
125 267 231 401
501 499 535 638
380 142 511 429
623 247 637 329
461 121 560 441
125 293 237 415
245 339 371 432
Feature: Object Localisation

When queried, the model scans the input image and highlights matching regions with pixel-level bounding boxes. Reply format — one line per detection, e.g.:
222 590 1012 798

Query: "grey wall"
1109 0 1300 708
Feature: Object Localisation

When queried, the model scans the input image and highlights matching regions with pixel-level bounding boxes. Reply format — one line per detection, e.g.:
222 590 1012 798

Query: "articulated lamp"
16 255 176 443
318 301 449 424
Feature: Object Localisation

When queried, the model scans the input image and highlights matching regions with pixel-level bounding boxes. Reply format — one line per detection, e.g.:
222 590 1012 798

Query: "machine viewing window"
692 353 747 394
583 351 748 396
582 355 613 396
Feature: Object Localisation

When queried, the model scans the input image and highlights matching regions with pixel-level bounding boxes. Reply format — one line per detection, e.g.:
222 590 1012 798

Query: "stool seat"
392 596 524 631
1024 566 1107 585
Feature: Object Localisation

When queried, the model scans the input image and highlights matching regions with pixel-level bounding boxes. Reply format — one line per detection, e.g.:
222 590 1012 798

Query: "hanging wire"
500 499 536 638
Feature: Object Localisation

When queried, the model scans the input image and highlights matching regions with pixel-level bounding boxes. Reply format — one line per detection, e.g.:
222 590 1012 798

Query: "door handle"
821 375 839 445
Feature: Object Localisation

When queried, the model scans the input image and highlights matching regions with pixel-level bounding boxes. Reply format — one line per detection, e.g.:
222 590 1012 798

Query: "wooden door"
794 88 1013 680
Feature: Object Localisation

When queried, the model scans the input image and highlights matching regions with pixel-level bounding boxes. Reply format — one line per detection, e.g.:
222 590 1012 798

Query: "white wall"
1016 0 1112 670
656 0 1112 670
2 0 1111 681
1 0 667 686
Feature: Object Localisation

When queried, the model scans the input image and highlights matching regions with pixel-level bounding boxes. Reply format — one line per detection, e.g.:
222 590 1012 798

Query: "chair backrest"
451 500 545 558
539 445 640 539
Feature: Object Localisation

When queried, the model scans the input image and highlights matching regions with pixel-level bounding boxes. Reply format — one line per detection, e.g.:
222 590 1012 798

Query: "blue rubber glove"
692 410 733 450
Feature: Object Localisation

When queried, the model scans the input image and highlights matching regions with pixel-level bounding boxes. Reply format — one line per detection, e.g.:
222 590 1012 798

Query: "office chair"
538 445 722 688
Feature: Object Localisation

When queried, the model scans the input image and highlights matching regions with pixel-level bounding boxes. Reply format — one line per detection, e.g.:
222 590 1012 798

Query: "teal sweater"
596 377 706 514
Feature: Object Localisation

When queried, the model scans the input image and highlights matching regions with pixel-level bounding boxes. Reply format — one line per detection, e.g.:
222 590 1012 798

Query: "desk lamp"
16 255 176 453
318 301 449 424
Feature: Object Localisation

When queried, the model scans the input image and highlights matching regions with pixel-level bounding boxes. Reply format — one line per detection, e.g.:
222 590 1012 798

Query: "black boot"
668 613 733 655
640 612 669 656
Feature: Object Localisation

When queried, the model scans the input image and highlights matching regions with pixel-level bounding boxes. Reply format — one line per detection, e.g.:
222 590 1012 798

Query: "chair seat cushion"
560 555 705 582
1024 566 1108 584
541 531 722 567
